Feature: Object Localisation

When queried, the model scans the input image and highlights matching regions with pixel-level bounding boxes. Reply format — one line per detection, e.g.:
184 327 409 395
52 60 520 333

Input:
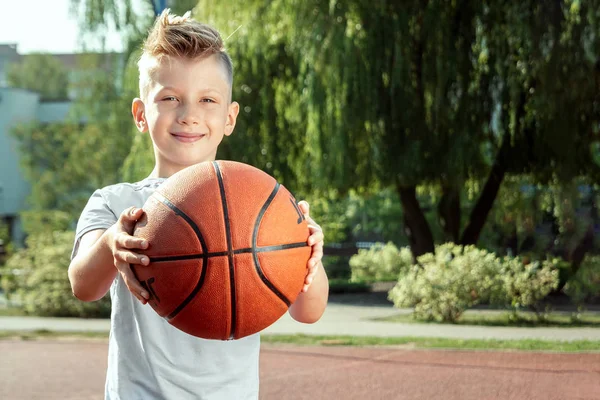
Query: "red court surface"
1 339 599 400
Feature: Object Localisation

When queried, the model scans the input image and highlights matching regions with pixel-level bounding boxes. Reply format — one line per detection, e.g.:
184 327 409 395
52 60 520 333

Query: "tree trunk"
556 224 595 293
396 182 435 261
460 137 511 245
504 225 519 257
437 185 461 243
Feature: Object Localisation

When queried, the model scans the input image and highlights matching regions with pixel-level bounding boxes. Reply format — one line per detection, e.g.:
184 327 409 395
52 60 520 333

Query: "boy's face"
132 54 239 177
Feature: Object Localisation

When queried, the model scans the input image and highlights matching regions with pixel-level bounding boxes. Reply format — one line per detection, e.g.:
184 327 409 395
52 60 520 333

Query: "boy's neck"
148 166 180 179
147 167 167 179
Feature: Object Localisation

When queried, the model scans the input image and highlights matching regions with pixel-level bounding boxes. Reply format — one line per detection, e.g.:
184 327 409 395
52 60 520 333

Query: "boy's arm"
288 261 328 323
68 207 151 303
68 229 116 302
288 201 329 323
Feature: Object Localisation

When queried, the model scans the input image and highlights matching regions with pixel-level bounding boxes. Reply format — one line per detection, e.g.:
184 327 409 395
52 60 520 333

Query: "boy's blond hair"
138 9 233 100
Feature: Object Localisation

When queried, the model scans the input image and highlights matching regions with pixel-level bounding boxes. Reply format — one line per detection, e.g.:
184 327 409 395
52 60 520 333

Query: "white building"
0 44 121 245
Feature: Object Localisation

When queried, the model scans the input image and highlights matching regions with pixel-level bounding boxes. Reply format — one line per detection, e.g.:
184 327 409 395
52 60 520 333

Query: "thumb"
120 207 144 230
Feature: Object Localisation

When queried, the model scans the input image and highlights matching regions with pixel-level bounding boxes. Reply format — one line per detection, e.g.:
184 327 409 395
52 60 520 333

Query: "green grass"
374 309 600 327
0 329 108 340
0 306 28 317
1 330 598 352
262 334 600 352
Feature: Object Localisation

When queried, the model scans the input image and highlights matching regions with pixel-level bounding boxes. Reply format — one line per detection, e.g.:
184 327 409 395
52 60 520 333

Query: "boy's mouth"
171 132 206 143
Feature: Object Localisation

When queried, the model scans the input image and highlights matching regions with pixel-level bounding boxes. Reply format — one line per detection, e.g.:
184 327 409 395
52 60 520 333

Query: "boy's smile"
170 132 206 143
132 54 239 178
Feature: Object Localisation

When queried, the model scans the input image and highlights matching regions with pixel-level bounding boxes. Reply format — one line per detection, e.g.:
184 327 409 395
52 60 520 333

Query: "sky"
0 0 124 54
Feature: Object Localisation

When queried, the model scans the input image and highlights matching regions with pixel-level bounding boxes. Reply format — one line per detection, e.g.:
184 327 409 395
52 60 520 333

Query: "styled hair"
138 9 233 100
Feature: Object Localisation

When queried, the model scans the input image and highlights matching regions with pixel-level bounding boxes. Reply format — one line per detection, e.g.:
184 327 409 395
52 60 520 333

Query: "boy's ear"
225 101 240 137
132 98 148 133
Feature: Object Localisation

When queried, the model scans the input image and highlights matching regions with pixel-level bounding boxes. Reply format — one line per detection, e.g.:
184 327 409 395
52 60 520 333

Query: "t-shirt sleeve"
71 189 118 259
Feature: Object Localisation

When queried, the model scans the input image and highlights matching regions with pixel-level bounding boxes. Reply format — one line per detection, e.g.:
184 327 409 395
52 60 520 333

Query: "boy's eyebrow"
156 86 225 95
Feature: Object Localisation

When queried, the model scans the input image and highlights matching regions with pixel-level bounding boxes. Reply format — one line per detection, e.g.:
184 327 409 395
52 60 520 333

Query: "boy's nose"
177 105 201 125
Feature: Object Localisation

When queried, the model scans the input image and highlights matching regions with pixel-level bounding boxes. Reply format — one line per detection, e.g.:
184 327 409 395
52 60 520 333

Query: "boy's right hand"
108 207 150 304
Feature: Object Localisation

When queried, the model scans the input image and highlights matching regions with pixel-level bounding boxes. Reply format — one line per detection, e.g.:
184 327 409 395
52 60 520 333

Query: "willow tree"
196 0 600 258
197 1 499 256
70 1 600 259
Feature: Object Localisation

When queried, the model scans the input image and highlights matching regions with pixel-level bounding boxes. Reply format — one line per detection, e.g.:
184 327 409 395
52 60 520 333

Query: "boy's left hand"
297 200 324 293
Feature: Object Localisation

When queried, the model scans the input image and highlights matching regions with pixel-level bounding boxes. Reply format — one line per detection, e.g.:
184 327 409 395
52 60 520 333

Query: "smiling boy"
68 10 328 400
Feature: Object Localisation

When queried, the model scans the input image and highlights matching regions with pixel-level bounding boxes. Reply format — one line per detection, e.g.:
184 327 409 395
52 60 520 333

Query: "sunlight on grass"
0 330 109 340
261 334 600 352
0 307 28 317
373 309 600 327
0 330 598 352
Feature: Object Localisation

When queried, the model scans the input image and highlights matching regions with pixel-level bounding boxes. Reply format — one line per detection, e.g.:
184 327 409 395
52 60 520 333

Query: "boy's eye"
201 98 215 103
163 96 178 101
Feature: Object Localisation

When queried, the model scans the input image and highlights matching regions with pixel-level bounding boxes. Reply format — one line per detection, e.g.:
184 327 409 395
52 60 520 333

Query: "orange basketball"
132 161 311 340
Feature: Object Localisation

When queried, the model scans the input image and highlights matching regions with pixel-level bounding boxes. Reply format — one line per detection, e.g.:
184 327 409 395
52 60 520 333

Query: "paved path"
1 339 599 400
3 300 600 341
2 294 600 400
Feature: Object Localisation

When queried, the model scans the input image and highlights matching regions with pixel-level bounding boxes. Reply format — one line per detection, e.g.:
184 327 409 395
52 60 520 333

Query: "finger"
307 230 324 246
303 263 318 291
297 200 310 216
304 258 320 284
305 266 318 283
116 250 149 266
116 232 148 250
302 279 313 293
309 246 324 264
114 261 149 302
306 219 321 231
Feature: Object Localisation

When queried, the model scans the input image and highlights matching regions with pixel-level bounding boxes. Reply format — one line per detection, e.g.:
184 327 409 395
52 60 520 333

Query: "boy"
68 9 328 400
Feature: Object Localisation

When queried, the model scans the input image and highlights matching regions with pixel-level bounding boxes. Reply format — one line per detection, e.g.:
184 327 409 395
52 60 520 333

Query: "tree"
7 53 70 101
195 1 499 256
69 1 600 265
69 0 205 182
11 53 137 222
195 0 600 259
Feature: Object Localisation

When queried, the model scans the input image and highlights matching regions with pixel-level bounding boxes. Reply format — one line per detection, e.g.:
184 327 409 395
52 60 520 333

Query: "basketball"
131 160 311 340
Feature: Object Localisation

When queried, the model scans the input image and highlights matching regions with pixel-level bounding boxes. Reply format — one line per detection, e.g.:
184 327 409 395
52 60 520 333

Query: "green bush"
388 243 560 322
496 257 560 315
0 231 111 318
563 255 600 306
349 242 413 282
388 243 502 322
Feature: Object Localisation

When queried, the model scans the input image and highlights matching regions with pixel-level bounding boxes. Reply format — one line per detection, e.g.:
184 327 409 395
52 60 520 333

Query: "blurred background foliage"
2 0 600 317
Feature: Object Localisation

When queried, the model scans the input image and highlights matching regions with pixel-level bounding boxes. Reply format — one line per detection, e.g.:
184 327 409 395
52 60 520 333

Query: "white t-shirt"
72 178 260 400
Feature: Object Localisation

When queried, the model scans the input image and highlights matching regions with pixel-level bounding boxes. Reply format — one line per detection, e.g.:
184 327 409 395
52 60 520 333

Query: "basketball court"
1 339 598 400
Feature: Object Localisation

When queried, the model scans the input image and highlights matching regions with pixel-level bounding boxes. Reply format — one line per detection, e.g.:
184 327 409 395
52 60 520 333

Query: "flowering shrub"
496 257 560 314
388 243 559 322
349 242 413 282
388 243 502 322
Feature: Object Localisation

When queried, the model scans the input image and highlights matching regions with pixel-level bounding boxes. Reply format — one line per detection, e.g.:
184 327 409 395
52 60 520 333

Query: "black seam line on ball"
252 183 292 307
152 192 209 321
148 242 309 263
213 161 237 340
